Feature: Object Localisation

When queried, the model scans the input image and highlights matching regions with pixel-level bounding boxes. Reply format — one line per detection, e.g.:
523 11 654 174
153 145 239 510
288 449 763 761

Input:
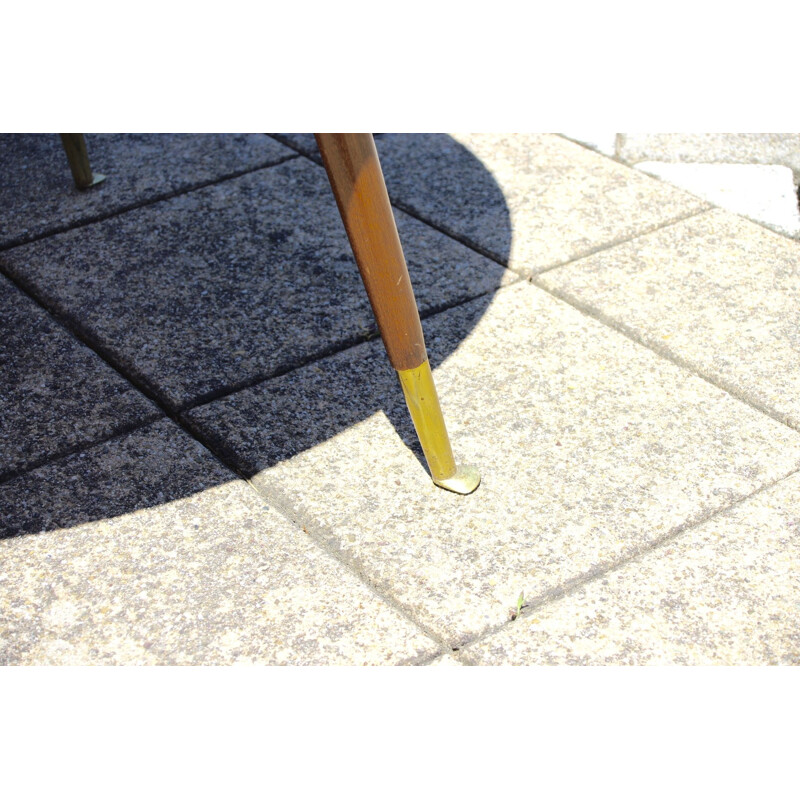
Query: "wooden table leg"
315 133 479 494
59 134 105 189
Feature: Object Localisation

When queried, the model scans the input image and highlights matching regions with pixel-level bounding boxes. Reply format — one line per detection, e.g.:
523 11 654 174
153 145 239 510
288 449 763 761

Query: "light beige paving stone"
375 133 708 273
461 471 800 665
186 283 800 645
617 133 800 178
0 420 439 665
539 209 800 429
559 132 619 156
635 162 800 237
426 654 464 666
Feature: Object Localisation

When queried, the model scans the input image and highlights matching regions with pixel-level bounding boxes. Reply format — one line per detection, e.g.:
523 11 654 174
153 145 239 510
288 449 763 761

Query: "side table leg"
59 134 106 189
315 133 479 494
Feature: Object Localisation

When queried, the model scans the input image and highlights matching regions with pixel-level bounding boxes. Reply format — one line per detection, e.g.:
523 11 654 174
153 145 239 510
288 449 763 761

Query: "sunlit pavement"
2 133 799 665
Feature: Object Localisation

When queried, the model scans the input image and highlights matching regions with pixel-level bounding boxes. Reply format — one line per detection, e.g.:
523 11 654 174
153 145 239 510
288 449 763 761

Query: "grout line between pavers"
264 134 525 278
554 132 629 168
265 134 322 163
390 191 710 282
235 473 457 660
0 154 301 253
179 278 525 415
452 463 800 662
0 264 179 411
0 411 165 487
530 276 800 436
661 185 800 244
627 172 800 245
532 207 711 278
386 197 513 269
554 133 800 244
0 261 263 494
414 649 466 666
391 200 712 282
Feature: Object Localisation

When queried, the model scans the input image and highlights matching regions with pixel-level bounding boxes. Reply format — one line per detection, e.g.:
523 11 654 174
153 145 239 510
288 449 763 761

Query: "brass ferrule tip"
397 360 480 495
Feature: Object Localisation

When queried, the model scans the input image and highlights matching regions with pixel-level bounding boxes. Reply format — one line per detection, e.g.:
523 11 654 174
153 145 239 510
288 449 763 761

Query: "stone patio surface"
1 133 798 665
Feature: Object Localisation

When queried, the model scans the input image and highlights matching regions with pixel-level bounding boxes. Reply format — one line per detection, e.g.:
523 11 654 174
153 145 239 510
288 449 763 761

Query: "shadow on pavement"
0 133 512 537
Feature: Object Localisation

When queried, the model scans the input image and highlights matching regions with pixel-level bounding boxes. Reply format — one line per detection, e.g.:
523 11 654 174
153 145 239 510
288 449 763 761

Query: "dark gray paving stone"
270 134 321 161
0 419 438 664
0 133 295 248
1 157 513 412
374 133 707 273
0 274 159 480
270 134 385 163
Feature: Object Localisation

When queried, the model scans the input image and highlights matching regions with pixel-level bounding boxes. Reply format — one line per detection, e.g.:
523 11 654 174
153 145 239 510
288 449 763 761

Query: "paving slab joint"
0 154 302 253
237 476 461 656
0 411 165 487
454 463 800 662
266 135 520 277
531 273 800 436
533 207 711 278
386 196 515 271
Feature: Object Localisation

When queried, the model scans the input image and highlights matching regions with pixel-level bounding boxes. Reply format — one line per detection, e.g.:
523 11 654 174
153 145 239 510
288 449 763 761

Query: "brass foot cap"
433 465 481 495
79 173 106 190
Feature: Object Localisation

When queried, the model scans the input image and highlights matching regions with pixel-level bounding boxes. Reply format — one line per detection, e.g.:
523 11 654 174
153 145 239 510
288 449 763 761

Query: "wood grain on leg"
316 133 479 494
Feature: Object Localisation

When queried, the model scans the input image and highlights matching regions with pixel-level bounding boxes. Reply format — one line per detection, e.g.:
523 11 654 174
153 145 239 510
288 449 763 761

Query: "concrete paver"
186 283 800 645
0 273 159 481
2 132 798 665
539 209 800 430
0 419 439 665
375 133 708 272
462 471 800 665
0 134 294 249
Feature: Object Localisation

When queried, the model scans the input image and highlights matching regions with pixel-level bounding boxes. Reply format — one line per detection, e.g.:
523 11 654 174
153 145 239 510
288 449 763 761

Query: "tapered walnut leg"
59 134 105 189
315 133 479 494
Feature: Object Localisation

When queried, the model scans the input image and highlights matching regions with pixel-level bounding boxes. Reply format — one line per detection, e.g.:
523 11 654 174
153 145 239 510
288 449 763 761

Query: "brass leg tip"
433 465 481 495
79 173 106 189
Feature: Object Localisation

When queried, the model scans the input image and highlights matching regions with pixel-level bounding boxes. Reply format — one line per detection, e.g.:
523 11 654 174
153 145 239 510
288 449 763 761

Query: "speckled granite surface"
2 132 799 665
461 471 800 665
0 133 294 248
539 210 800 429
2 157 513 412
0 274 159 480
186 284 800 645
0 420 439 665
374 133 708 272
